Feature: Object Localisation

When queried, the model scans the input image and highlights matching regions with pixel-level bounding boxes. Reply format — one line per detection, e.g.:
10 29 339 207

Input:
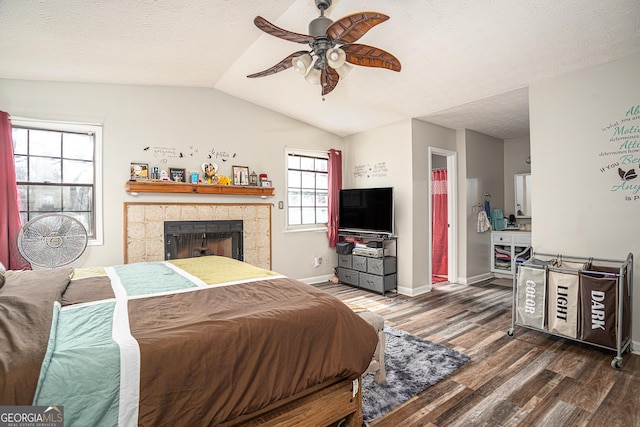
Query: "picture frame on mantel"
130 162 149 180
232 165 250 186
169 168 186 183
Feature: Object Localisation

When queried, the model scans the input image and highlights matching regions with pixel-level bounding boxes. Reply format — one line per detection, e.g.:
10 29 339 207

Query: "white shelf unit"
491 231 532 275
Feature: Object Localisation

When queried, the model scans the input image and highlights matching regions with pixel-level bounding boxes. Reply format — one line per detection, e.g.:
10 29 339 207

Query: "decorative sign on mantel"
599 104 640 202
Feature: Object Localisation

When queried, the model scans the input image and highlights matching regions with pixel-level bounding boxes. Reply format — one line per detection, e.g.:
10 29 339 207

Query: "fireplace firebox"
164 220 243 261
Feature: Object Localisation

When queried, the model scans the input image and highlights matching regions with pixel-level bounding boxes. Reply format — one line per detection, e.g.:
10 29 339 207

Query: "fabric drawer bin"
338 254 352 269
591 264 631 341
367 257 396 275
516 266 546 329
547 269 580 338
352 255 368 272
579 272 618 348
337 268 359 286
359 273 396 294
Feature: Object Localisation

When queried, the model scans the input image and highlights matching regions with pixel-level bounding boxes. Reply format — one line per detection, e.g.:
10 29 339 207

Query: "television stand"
336 233 397 295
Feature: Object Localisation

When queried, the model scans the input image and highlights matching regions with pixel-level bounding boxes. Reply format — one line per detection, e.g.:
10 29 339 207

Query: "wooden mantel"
125 180 275 197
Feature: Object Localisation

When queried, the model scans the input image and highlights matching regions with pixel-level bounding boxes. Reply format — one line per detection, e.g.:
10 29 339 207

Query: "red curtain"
327 149 342 247
0 111 29 270
432 169 448 276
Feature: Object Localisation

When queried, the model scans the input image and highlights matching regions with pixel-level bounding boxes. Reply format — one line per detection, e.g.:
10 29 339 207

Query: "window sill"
284 227 328 234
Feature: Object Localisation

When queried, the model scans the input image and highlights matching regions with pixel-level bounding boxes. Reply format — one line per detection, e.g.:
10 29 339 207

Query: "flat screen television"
338 187 394 235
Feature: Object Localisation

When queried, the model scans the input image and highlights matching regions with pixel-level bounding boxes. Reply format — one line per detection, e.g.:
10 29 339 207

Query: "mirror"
514 173 532 218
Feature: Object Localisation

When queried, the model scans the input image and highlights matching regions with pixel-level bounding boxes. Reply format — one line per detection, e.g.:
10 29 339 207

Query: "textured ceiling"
1 0 639 139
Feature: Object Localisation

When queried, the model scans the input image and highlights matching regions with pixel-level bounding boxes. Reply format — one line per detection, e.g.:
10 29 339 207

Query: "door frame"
428 147 458 285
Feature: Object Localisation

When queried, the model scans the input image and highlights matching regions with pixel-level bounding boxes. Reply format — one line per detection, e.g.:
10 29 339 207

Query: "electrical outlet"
313 256 322 267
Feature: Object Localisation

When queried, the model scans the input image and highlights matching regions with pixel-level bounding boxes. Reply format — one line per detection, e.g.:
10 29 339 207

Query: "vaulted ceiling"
1 0 639 139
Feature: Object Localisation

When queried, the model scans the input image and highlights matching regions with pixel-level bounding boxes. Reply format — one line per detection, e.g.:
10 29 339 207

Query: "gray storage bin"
359 272 396 294
352 255 367 272
337 267 359 286
338 254 352 269
367 256 396 275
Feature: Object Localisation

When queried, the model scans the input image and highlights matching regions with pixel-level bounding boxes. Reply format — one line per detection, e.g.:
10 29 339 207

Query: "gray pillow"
0 262 5 289
4 267 72 291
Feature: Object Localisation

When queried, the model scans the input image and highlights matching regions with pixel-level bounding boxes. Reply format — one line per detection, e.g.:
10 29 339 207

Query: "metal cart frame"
507 252 633 369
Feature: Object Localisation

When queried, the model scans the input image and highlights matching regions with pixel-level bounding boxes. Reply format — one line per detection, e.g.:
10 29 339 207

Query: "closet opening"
429 148 457 286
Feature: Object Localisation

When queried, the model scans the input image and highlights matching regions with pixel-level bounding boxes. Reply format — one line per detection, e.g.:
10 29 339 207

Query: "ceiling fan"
247 0 401 97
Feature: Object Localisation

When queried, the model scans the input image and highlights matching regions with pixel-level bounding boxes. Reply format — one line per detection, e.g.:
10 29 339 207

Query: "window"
287 150 328 229
12 119 103 245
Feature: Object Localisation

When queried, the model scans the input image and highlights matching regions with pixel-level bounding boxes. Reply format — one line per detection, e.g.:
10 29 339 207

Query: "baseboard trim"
397 284 431 297
458 272 494 285
632 340 639 355
298 274 334 285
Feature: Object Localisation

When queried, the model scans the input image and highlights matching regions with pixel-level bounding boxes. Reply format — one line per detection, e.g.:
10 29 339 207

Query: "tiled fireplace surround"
124 203 272 269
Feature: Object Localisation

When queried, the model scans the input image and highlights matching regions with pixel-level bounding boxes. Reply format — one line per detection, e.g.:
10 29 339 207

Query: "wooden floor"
315 280 640 427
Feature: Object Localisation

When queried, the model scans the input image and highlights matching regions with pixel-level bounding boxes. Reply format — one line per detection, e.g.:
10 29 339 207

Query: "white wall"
530 52 640 343
461 130 505 282
342 120 414 291
504 136 531 223
411 120 457 293
343 119 459 295
0 79 343 281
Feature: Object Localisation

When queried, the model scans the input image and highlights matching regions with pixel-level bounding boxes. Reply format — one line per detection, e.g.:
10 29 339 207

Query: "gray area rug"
362 327 470 423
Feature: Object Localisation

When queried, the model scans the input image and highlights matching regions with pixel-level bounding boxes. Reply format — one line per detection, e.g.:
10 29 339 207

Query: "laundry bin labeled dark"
579 271 618 348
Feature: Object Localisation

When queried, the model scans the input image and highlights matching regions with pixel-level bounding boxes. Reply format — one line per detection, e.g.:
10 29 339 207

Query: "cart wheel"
611 357 623 369
507 328 515 337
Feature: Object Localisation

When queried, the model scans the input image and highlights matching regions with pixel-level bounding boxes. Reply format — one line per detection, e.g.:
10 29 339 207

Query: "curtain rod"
9 115 102 127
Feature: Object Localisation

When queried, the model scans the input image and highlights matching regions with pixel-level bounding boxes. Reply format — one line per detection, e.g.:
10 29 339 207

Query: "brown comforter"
0 256 378 426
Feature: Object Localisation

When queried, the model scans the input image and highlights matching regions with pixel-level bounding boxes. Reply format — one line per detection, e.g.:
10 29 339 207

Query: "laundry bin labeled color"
516 265 546 330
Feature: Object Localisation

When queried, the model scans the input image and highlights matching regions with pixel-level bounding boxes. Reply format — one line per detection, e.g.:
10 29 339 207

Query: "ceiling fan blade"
247 51 309 78
254 16 314 44
321 67 340 96
326 12 389 44
342 44 401 72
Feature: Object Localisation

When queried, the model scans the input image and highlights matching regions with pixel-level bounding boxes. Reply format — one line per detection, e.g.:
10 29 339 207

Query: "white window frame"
285 147 329 232
11 118 104 246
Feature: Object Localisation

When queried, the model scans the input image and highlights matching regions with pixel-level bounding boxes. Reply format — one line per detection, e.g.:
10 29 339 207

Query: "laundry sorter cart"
507 252 633 369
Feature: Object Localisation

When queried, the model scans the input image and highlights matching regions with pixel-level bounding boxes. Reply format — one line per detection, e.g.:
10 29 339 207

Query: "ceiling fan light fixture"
335 62 352 78
326 47 346 68
292 53 312 75
248 0 401 97
305 67 322 85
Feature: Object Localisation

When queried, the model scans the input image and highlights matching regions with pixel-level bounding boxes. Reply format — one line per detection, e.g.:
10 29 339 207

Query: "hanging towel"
484 200 491 217
491 209 505 231
477 210 491 233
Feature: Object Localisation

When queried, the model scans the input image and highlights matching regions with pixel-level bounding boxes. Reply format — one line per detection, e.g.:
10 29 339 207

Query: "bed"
0 256 378 426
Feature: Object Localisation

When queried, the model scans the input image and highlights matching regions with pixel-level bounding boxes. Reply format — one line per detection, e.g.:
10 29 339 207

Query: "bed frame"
222 377 363 427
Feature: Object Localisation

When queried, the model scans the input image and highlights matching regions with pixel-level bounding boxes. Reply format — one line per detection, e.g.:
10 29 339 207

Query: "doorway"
428 148 457 285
